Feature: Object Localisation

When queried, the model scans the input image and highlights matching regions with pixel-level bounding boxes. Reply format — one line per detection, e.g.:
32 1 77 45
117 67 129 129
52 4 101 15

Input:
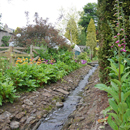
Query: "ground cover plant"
95 0 130 129
0 48 90 105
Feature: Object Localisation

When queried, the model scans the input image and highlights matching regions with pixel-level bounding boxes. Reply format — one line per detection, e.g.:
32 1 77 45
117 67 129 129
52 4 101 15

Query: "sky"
0 0 97 30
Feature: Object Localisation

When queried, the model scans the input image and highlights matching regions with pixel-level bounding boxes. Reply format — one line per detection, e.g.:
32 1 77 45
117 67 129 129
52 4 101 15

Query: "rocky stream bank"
0 63 113 130
0 65 93 130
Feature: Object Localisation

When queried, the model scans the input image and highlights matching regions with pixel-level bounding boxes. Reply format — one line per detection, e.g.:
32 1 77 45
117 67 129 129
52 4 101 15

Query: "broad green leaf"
108 115 118 130
108 112 122 126
124 109 130 122
112 79 121 87
121 72 130 82
119 124 130 130
95 84 119 103
111 81 119 92
123 90 130 102
109 66 119 76
108 99 118 113
121 92 124 102
120 64 124 75
118 102 128 114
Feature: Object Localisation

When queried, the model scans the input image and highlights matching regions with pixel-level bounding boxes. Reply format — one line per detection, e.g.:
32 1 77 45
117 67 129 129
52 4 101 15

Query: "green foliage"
0 48 84 105
1 36 11 46
0 79 18 105
95 62 130 129
14 27 21 35
86 18 96 48
64 18 79 44
96 1 130 129
78 3 97 33
0 58 10 75
86 18 97 59
97 0 130 84
76 52 91 62
78 31 86 45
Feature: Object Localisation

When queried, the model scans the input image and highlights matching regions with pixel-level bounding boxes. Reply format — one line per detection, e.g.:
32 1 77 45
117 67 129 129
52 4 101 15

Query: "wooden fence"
0 45 46 65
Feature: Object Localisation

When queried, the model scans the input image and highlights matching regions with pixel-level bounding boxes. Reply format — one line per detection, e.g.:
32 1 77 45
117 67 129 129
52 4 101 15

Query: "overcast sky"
0 0 97 30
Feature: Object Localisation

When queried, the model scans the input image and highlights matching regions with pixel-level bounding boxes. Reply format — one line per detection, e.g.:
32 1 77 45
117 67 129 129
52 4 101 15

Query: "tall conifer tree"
86 18 96 59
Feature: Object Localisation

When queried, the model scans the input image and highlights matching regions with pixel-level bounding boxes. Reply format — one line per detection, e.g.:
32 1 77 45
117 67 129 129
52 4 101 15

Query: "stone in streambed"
56 102 64 107
10 121 20 129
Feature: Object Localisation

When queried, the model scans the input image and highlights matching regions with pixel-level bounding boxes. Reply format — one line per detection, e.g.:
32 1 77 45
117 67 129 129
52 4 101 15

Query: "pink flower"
124 41 126 43
118 44 121 47
125 36 127 38
114 36 117 38
121 29 124 31
111 46 113 48
115 40 119 43
117 33 120 36
121 43 124 45
121 49 126 52
117 23 119 25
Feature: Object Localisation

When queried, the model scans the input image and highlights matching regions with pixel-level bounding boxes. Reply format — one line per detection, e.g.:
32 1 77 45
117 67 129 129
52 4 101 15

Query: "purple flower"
124 41 126 43
81 60 87 64
115 40 119 43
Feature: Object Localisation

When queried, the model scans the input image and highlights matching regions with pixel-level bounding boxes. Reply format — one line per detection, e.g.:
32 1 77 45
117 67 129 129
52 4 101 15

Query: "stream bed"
37 64 98 130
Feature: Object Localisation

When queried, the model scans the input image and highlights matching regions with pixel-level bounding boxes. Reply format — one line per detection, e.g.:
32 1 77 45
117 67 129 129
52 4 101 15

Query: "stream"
37 64 98 130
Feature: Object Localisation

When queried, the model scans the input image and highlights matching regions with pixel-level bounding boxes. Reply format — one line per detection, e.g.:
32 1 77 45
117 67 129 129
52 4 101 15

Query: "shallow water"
37 65 98 130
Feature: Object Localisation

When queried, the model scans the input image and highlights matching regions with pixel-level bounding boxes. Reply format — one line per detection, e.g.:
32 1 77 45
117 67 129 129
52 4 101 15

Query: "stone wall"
0 29 14 46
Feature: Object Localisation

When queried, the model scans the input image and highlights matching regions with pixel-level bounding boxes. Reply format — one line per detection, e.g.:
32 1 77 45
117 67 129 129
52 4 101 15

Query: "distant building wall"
0 29 14 46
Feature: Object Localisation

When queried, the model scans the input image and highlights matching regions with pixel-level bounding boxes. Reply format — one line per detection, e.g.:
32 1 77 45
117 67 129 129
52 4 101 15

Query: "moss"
43 105 53 112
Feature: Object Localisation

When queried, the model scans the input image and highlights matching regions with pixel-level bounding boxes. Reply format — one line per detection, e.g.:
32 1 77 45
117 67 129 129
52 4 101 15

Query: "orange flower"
97 117 108 123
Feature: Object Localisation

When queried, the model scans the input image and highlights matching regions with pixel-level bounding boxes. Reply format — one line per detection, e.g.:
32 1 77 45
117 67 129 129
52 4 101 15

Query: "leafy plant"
1 36 11 46
0 81 18 105
95 0 130 129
